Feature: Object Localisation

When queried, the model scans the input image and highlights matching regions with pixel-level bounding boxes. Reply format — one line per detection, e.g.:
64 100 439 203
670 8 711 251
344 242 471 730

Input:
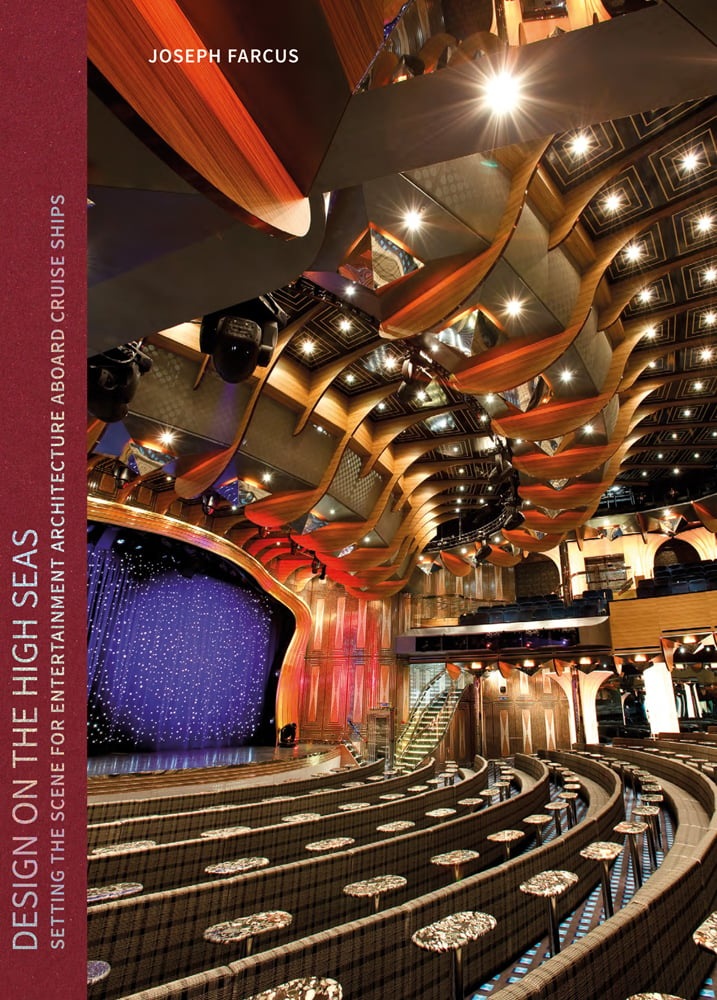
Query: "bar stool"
87 962 111 987
376 820 415 833
487 829 523 861
480 789 498 806
412 910 497 1000
519 870 578 957
614 820 648 888
523 813 551 846
494 780 511 801
579 841 622 917
558 791 578 826
632 804 660 865
693 910 717 955
544 800 569 836
430 849 480 882
625 994 685 999
458 797 484 812
245 977 343 999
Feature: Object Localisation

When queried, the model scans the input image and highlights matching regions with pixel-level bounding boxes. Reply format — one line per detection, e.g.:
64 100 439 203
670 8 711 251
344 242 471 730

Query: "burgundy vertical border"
0 3 87 1000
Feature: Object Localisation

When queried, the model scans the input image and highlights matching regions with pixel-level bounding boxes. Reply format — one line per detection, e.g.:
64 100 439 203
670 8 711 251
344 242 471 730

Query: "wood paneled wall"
481 667 571 758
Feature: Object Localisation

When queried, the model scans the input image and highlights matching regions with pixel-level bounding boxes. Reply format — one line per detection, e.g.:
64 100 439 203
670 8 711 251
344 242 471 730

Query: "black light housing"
200 293 286 383
88 341 152 422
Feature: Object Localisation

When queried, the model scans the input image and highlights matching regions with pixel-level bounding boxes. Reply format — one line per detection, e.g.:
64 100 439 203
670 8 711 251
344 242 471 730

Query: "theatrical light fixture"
200 292 284 383
88 341 153 423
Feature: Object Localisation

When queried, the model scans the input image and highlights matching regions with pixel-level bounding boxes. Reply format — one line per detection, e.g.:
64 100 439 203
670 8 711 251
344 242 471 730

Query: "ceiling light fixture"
704 267 717 283
504 298 524 317
339 317 352 332
604 192 622 213
403 209 423 231
624 243 643 262
638 288 654 303
569 132 591 156
159 430 175 446
482 71 521 115
680 150 700 172
696 214 713 234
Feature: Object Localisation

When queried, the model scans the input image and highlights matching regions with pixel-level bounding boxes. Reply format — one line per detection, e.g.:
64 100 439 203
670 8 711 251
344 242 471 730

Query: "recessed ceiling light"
694 452 701 459
403 209 423 230
345 284 356 297
638 288 653 303
416 389 427 401
569 132 591 156
485 393 495 402
641 470 648 477
663 509 672 517
461 547 467 554
604 192 622 213
457 498 462 505
480 413 489 422
696 214 713 234
384 355 397 370
339 317 352 332
560 370 573 382
504 298 524 317
703 311 716 325
694 381 704 391
364 535 371 542
482 71 521 115
480 498 486 504
683 409 692 416
680 150 700 172
671 433 678 439
673 467 681 475
159 430 175 446
302 340 315 354
643 326 657 338
515 438 523 444
329 508 335 515
262 472 272 483
648 361 657 368
345 372 355 383
704 267 717 283
584 424 594 434
459 485 465 492
624 243 643 262
701 348 713 360
377 401 386 410
657 452 663 459
458 467 465 473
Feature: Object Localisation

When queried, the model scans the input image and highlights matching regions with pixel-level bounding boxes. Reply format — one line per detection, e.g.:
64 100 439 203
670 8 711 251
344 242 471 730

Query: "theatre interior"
86 2 717 999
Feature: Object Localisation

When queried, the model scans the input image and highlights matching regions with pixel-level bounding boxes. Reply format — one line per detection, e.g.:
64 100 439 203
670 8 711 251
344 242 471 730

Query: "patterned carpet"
470 763 717 998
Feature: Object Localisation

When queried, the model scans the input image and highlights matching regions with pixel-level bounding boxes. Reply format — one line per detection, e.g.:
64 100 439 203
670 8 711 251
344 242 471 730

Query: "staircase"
395 666 471 772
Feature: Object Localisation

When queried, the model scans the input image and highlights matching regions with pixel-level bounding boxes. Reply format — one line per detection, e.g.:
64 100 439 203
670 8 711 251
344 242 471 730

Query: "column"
577 671 614 746
642 661 680 735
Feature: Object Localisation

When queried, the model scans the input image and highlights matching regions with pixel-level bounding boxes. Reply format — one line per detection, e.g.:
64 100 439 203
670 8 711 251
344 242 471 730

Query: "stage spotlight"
200 292 286 383
503 507 525 530
201 493 218 516
88 341 153 422
472 543 491 565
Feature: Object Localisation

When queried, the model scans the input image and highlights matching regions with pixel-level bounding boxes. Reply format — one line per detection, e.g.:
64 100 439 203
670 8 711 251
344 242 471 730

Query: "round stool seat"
246 977 342 999
693 911 717 953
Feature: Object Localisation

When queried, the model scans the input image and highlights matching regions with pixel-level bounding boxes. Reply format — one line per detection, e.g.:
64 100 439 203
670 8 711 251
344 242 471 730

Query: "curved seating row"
87 755 385 825
90 754 622 1000
87 761 436 850
87 763 489 897
488 747 717 1000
